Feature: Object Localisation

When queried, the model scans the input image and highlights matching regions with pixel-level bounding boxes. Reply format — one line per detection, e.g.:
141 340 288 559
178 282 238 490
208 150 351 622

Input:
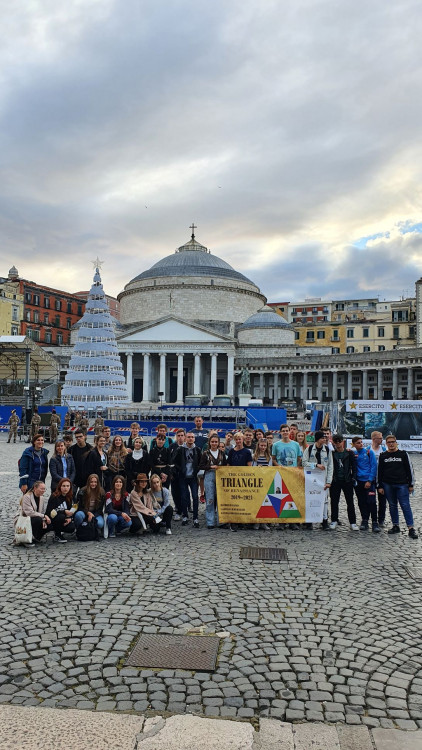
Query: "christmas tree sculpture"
61 259 129 409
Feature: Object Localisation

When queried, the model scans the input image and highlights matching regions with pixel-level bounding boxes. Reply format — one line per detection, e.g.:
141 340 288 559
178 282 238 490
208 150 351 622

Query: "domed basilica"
115 228 328 403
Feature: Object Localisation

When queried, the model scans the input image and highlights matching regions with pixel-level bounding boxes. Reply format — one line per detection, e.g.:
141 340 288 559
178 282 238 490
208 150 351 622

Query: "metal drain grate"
405 566 422 581
240 546 288 561
125 634 220 671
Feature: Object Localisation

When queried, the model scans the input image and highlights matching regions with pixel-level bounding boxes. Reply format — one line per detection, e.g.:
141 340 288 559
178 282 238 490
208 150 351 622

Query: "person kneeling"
105 475 132 538
148 474 173 535
128 473 155 534
74 473 105 537
46 478 76 543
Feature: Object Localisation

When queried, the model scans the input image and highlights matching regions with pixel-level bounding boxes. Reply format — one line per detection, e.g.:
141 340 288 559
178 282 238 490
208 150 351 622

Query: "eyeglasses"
386 440 397 444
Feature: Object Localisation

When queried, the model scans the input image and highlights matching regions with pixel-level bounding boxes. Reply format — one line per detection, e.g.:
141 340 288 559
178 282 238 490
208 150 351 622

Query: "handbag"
14 513 33 545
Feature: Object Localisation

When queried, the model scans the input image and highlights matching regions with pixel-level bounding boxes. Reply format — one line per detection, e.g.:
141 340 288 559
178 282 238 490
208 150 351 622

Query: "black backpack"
76 519 99 542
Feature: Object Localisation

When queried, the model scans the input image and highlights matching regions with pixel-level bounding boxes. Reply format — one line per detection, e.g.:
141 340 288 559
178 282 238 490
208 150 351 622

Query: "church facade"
115 229 330 403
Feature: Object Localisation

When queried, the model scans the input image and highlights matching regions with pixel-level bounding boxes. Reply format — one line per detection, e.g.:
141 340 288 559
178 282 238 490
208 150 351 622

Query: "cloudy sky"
1 0 422 303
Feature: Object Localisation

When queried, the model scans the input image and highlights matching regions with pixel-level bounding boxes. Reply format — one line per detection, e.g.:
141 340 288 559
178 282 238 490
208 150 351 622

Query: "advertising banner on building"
346 400 422 413
216 466 326 524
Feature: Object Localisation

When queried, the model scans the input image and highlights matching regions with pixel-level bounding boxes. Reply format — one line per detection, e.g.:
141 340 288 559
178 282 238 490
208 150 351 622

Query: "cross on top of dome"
176 223 209 253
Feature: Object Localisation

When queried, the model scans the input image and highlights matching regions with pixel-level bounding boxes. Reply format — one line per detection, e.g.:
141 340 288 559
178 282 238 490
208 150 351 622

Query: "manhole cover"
125 634 219 671
240 546 288 561
405 566 422 581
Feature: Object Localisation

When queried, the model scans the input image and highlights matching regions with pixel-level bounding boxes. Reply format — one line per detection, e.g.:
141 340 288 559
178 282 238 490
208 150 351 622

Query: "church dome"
239 306 293 330
238 306 295 346
129 234 256 287
119 228 266 326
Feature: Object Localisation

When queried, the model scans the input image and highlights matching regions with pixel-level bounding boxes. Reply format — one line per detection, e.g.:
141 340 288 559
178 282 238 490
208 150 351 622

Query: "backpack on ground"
76 519 99 542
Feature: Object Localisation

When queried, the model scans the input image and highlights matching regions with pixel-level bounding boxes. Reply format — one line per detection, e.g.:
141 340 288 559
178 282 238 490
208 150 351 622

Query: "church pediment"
117 316 232 344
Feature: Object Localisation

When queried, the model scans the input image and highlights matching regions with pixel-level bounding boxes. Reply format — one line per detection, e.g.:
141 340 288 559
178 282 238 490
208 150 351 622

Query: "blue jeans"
382 483 414 527
107 513 132 534
180 476 198 520
204 471 218 527
74 511 104 530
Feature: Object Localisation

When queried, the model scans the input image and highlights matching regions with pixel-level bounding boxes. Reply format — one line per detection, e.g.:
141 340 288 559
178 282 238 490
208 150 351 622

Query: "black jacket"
124 451 151 489
49 453 76 492
332 449 356 483
84 448 109 489
149 445 172 481
174 445 202 477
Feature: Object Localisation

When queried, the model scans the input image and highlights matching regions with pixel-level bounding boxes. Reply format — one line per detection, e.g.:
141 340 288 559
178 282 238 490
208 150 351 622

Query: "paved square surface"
1 437 421 729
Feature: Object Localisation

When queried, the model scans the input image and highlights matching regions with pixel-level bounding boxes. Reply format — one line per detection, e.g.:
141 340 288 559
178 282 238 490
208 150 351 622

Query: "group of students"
15 417 418 543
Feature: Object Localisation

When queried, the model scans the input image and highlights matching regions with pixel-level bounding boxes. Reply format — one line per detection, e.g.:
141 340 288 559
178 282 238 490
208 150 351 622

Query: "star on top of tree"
91 257 104 270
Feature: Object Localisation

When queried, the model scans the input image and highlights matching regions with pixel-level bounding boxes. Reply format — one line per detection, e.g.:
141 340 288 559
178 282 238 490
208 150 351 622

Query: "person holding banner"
226 432 253 531
302 430 333 530
377 435 418 539
198 432 227 529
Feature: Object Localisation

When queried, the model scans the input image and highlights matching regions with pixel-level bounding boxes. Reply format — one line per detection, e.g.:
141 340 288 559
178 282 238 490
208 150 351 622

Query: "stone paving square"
0 437 421 731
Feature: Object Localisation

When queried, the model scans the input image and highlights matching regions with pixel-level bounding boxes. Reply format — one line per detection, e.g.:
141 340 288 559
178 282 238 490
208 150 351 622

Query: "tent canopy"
0 336 59 382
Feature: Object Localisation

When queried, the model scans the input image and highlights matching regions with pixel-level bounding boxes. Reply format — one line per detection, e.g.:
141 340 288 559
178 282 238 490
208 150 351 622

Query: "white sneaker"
261 524 271 530
173 513 181 521
166 528 172 535
350 523 359 531
329 521 337 530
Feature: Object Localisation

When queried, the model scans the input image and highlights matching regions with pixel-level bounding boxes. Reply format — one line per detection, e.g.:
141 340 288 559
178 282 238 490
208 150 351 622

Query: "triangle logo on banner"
279 497 301 519
256 495 279 519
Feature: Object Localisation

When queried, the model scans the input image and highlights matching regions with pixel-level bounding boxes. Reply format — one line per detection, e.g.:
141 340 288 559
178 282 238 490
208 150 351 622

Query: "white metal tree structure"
61 261 129 409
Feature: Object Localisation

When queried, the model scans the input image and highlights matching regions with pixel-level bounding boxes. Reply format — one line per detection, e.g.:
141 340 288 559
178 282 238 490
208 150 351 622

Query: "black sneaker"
360 521 369 531
387 525 400 535
409 527 418 539
181 517 188 526
229 524 237 532
193 519 199 529
321 519 329 530
54 535 67 543
372 524 381 533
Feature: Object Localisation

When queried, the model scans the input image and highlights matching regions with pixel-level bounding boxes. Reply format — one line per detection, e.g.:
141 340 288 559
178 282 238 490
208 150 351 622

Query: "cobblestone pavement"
1 437 422 730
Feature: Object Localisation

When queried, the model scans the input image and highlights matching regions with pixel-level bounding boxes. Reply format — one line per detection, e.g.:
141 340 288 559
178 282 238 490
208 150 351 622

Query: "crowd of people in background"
15 414 418 544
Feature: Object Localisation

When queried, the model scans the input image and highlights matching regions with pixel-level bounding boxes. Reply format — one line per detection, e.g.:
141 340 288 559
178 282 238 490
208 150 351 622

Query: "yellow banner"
216 466 306 524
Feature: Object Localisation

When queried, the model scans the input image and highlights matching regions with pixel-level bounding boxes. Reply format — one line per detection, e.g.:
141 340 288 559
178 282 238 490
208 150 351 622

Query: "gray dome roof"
129 234 257 287
239 307 293 330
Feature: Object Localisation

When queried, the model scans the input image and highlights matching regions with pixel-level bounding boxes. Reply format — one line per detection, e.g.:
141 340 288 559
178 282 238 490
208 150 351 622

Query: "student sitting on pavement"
104 475 132 537
18 481 51 543
74 473 105 535
46 478 76 543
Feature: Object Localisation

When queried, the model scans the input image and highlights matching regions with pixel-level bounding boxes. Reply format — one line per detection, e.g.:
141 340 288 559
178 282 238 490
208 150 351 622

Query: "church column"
347 371 353 400
142 353 150 402
332 370 338 401
159 353 166 401
227 354 235 396
288 371 293 398
126 352 133 401
408 367 414 399
302 371 308 401
176 353 184 404
317 371 323 401
259 373 264 398
362 370 368 399
377 369 383 399
210 354 218 400
273 372 279 405
194 353 201 394
392 368 398 399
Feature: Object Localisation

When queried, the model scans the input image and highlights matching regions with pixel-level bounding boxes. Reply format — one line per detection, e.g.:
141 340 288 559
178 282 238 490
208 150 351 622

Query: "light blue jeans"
74 511 104 530
204 471 218 527
107 513 132 534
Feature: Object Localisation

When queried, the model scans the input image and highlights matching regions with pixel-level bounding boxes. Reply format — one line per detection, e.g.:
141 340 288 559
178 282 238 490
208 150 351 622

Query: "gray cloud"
1 0 422 301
